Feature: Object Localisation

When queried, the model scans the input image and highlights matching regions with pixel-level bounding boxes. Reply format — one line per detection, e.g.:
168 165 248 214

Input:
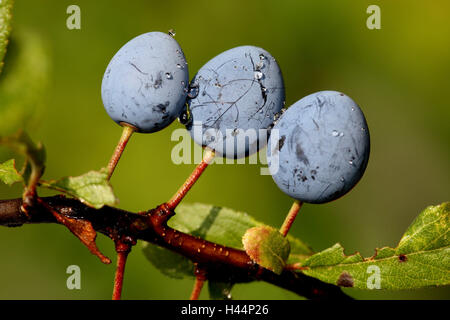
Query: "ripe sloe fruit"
101 32 189 133
187 46 285 158
267 91 370 203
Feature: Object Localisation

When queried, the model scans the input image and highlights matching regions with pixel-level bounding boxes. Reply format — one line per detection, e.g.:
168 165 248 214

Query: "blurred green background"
0 0 449 299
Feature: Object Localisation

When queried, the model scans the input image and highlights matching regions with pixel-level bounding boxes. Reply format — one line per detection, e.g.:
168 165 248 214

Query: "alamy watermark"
170 122 280 175
366 5 381 30
66 5 81 30
366 265 381 289
66 265 81 290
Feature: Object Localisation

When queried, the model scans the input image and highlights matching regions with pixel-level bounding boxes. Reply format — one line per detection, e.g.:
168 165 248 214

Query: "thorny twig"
0 196 352 300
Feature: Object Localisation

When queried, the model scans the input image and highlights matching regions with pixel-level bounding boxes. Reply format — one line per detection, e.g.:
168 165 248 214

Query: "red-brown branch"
190 265 207 300
0 196 351 300
112 240 132 300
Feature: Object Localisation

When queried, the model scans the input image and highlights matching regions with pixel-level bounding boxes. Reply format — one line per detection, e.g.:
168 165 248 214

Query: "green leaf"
142 203 313 279
0 158 22 185
0 130 46 184
397 202 449 254
169 203 312 256
40 169 118 209
0 30 50 136
208 281 233 300
142 242 194 279
297 203 450 290
168 204 261 249
242 226 290 275
0 0 13 74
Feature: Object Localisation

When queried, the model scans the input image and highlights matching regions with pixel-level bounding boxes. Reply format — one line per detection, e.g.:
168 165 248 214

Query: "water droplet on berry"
256 61 264 70
187 83 199 98
254 70 263 80
165 72 173 79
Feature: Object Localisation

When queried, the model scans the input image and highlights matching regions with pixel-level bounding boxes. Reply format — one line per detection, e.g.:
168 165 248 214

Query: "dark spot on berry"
278 135 286 151
273 135 286 156
153 101 170 113
153 72 163 89
296 144 310 165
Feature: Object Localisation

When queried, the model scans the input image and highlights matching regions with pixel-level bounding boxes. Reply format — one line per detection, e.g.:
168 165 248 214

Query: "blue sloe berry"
267 91 370 203
187 46 285 158
101 32 189 133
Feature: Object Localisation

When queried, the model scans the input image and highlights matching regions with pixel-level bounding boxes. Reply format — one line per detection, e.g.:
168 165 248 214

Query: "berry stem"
280 200 303 237
166 148 215 211
107 124 136 181
112 242 131 300
190 266 207 300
